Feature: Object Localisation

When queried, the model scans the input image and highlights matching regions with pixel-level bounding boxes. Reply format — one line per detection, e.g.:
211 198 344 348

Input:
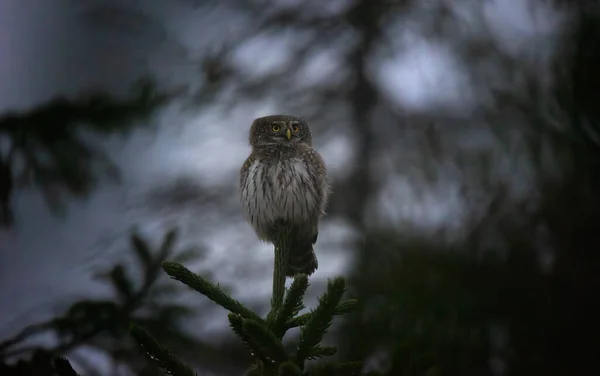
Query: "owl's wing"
240 153 257 188
304 148 329 216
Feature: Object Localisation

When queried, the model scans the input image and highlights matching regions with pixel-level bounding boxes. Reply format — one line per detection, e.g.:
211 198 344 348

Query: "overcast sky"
0 0 562 372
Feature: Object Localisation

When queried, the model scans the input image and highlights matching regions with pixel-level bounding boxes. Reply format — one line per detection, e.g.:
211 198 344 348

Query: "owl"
240 115 329 277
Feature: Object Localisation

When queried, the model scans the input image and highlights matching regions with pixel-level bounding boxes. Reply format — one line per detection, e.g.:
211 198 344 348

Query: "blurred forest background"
1 0 599 375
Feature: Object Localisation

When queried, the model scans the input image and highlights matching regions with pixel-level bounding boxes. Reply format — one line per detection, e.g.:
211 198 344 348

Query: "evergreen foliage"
0 78 178 226
0 230 205 375
128 236 380 376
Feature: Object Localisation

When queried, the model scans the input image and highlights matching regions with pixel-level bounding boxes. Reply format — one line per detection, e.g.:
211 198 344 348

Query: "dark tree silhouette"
0 79 178 228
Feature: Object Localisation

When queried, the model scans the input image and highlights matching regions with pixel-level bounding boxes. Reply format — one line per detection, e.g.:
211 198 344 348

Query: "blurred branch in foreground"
0 78 184 228
0 229 220 376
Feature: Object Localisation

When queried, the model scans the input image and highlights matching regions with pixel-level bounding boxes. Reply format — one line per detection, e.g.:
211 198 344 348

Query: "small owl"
240 115 329 277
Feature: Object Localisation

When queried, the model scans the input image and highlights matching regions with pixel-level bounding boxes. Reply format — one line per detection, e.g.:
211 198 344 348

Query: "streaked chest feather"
242 158 319 225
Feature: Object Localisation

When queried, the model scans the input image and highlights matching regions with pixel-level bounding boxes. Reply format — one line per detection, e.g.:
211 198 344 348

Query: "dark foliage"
0 78 178 227
337 4 600 376
0 230 208 375
130 237 376 375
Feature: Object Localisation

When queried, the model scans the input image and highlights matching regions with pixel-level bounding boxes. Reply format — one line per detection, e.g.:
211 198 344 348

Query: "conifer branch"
130 325 198 376
229 314 270 364
306 346 337 360
295 277 346 368
127 229 378 375
242 319 288 363
272 275 308 338
162 262 264 323
268 228 293 324
286 299 357 329
268 245 287 324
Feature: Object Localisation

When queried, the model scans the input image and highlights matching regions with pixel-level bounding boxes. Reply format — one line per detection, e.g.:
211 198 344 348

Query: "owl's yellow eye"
292 125 300 133
272 125 281 132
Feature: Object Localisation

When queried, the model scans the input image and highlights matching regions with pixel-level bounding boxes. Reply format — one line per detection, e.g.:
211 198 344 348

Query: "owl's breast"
243 157 319 226
270 158 319 223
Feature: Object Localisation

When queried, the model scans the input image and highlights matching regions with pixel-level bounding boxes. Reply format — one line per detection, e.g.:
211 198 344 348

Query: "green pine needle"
272 274 309 338
306 345 337 360
286 299 357 329
333 299 358 315
242 319 289 363
228 314 268 364
130 324 198 376
269 231 293 321
162 262 263 323
295 277 346 368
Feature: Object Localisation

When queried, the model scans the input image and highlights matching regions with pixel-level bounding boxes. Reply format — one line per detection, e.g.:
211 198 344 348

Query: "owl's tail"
285 243 318 277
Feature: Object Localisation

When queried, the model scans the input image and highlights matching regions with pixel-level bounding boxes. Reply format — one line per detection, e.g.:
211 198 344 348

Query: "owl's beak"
286 128 291 140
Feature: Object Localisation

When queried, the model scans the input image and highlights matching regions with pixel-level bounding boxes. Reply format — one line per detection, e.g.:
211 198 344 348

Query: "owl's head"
249 115 312 147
